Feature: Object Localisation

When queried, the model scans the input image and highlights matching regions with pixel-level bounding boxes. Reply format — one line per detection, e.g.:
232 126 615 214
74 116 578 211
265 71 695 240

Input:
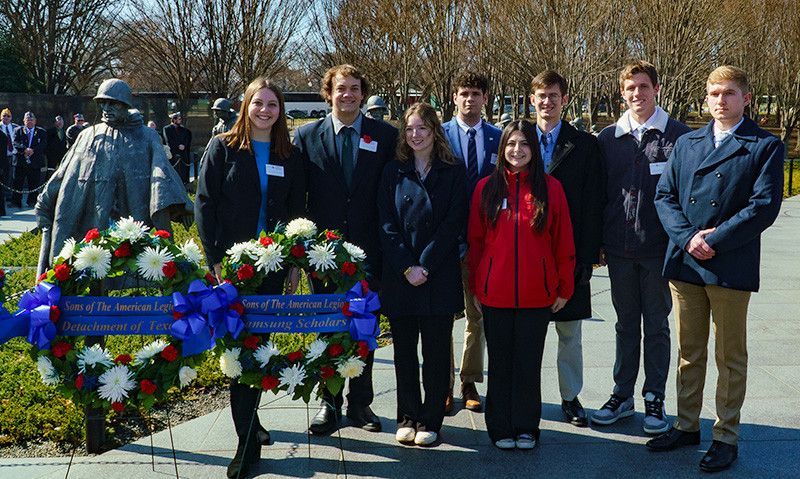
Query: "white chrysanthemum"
254 243 285 273
278 363 307 395
136 246 174 281
132 339 169 366
110 217 148 242
57 238 77 260
337 357 366 379
226 242 260 264
97 365 136 403
178 366 198 389
342 242 366 262
307 242 337 272
73 244 112 278
253 341 281 369
220 348 243 378
285 218 317 239
179 239 203 266
76 344 113 373
306 339 328 362
37 356 60 386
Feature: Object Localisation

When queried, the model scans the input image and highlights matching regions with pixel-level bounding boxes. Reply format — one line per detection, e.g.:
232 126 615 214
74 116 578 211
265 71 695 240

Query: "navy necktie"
467 127 478 186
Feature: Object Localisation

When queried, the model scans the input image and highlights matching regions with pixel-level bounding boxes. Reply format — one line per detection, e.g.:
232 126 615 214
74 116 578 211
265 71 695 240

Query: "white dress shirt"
455 116 486 172
713 117 745 148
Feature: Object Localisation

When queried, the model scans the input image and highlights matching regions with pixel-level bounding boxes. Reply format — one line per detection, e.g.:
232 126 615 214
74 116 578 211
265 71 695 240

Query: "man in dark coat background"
530 70 605 428
11 111 47 208
294 64 398 436
45 115 68 180
162 111 193 185
0 127 8 216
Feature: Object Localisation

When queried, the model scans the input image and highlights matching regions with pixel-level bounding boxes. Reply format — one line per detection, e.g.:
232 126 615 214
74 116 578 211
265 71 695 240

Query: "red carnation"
111 401 125 413
38 272 47 282
114 242 131 258
229 301 245 315
341 302 352 317
115 354 132 365
75 373 85 391
320 366 335 379
325 230 340 241
51 341 72 359
327 343 344 358
290 244 305 258
287 350 303 362
311 271 320 280
160 344 178 362
172 310 184 321
259 236 274 246
237 264 254 281
49 305 61 323
0 269 4 279
243 335 260 350
162 261 177 279
357 341 369 359
140 379 157 395
84 228 100 242
360 280 370 293
54 263 71 282
341 262 356 276
362 134 372 144
154 230 171 239
261 375 279 390
204 272 217 285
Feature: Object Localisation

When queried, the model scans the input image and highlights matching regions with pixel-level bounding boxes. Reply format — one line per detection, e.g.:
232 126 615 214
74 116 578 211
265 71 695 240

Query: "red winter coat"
467 170 576 309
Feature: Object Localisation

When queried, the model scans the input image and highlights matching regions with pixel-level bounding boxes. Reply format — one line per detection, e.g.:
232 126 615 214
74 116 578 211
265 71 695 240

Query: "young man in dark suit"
45 115 68 179
12 111 47 208
650 66 784 473
294 64 398 436
441 71 501 414
530 70 605 428
162 112 193 185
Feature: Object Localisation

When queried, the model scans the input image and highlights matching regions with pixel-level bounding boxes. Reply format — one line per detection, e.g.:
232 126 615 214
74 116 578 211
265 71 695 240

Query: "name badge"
490 153 498 165
649 162 666 175
359 137 378 152
265 164 284 177
501 198 508 209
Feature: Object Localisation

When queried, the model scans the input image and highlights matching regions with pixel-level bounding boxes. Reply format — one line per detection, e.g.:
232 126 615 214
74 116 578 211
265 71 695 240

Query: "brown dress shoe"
461 382 482 412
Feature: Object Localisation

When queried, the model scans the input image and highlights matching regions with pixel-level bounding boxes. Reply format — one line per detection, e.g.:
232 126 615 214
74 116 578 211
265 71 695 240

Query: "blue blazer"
442 119 501 193
654 117 784 292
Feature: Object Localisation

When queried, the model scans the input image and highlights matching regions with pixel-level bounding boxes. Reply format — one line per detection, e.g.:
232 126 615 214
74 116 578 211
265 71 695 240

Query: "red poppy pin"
362 134 372 144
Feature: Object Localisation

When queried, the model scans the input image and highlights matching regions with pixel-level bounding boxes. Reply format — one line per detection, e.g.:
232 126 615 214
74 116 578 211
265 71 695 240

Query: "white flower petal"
136 246 174 281
337 357 365 379
307 242 337 272
220 348 243 378
37 356 61 386
178 366 197 388
97 365 136 403
285 218 317 239
253 342 281 369
73 244 112 279
306 339 328 362
342 242 366 262
179 239 204 266
278 363 307 395
76 344 114 373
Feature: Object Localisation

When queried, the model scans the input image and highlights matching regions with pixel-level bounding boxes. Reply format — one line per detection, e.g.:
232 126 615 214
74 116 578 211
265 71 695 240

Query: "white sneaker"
414 430 438 446
515 433 536 449
396 427 416 443
495 438 516 450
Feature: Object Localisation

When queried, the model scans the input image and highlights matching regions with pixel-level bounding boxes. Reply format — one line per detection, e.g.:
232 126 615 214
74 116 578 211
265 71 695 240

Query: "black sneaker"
643 392 670 434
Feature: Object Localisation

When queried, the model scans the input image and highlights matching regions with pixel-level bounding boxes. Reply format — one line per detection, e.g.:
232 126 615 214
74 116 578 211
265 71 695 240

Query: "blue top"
252 140 271 236
536 121 562 170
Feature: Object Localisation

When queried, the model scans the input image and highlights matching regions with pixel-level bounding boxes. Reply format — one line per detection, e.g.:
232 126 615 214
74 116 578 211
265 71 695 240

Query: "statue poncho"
35 110 193 263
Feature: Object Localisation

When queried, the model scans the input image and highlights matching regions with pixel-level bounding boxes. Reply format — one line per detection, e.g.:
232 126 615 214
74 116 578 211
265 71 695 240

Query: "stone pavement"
2 197 799 478
0 206 37 245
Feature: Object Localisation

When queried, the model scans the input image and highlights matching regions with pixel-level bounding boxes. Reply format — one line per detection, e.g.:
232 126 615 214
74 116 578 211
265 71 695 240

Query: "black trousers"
0 160 7 215
12 160 41 206
482 305 550 442
389 314 453 432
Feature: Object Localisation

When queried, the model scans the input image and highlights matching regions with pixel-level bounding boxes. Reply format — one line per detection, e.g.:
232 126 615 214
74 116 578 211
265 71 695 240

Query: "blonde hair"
619 60 659 89
707 65 750 93
0 108 10 117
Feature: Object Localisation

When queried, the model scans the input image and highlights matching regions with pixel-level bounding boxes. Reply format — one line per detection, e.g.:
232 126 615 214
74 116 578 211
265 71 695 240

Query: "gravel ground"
0 386 230 458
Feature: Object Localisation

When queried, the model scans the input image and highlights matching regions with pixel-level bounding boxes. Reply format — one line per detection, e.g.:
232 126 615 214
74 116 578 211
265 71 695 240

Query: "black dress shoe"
346 406 382 432
699 440 738 473
646 427 701 451
227 433 260 478
561 397 588 427
256 426 272 446
309 404 340 436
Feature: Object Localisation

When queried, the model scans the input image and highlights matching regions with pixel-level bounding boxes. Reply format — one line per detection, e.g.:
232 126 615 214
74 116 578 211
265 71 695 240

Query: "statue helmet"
211 98 233 112
500 113 512 122
366 95 387 111
93 79 133 108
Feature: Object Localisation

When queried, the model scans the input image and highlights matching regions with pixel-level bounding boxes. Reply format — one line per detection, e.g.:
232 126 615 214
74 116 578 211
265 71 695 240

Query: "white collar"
614 106 669 138
713 117 745 137
456 116 483 135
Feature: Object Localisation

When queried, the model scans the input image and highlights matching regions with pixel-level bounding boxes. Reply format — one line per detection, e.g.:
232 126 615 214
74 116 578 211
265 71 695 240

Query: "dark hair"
452 70 489 94
221 77 292 158
619 60 659 89
320 64 370 106
530 70 568 96
480 120 548 233
396 103 455 165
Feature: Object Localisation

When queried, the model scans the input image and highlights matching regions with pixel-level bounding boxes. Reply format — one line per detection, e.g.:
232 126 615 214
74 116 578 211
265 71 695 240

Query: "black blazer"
195 136 306 265
163 124 193 156
13 126 47 169
547 121 606 321
0 130 8 176
378 158 467 317
294 115 398 288
46 127 68 170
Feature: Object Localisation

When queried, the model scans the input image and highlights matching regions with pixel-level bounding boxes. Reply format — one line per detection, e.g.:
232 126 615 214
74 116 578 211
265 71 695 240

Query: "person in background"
11 111 47 208
163 111 193 185
45 115 68 180
65 113 87 148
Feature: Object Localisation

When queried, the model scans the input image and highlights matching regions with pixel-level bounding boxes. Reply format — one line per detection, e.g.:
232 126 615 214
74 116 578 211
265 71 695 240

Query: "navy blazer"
294 114 398 288
442 118 501 193
654 117 784 292
378 158 467 317
13 126 47 169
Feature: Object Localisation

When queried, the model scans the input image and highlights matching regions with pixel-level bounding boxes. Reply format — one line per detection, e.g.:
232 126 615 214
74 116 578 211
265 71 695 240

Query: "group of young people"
194 61 784 478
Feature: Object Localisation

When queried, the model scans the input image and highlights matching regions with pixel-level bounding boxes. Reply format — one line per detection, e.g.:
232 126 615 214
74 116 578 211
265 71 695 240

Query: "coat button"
711 200 719 207
403 195 411 203
689 197 696 204
716 172 722 178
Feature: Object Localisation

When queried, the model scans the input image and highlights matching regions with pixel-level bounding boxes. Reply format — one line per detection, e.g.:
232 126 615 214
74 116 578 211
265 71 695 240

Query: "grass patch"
785 159 800 198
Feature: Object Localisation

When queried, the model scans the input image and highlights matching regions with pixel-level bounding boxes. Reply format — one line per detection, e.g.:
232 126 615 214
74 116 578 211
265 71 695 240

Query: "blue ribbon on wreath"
13 282 61 350
344 282 380 351
171 280 217 357
207 282 245 341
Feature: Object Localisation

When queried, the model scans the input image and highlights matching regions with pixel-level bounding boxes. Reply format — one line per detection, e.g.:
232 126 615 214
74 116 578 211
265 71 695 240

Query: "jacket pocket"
484 257 493 295
542 258 551 297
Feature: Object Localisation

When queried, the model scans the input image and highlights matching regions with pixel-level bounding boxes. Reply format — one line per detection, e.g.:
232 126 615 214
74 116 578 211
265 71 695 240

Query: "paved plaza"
1 197 799 478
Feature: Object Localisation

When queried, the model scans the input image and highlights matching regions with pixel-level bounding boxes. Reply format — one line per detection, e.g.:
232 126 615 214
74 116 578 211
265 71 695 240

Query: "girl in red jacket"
467 120 575 450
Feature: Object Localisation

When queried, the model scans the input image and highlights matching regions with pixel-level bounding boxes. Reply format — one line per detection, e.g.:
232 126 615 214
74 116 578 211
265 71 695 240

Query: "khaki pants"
555 320 583 401
450 262 485 390
670 280 751 445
